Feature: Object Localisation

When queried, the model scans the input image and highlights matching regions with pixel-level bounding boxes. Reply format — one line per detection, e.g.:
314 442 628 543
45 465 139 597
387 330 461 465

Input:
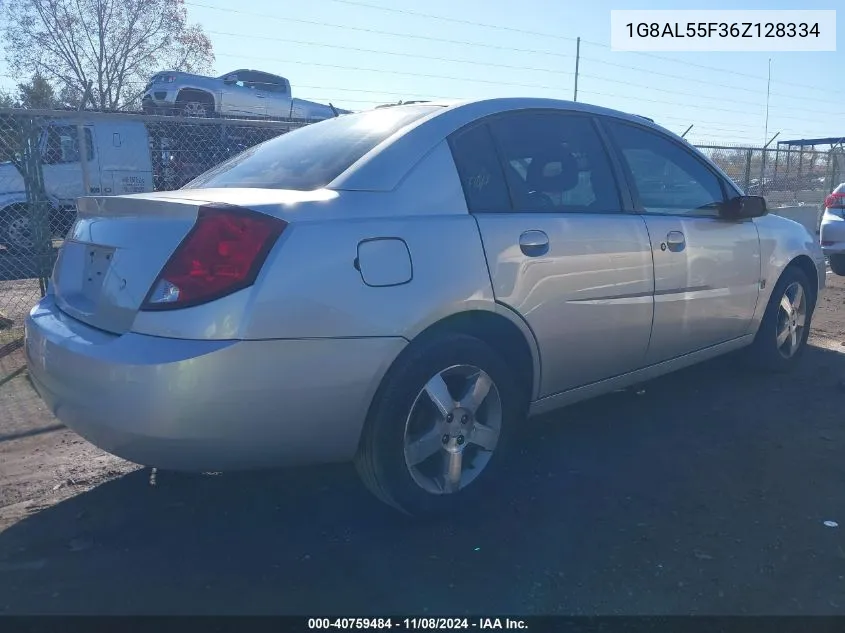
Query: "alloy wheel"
403 364 503 495
775 281 807 359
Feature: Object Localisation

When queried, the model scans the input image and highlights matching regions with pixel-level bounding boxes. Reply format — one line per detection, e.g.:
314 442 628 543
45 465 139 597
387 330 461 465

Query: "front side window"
488 111 622 213
254 73 288 93
605 120 726 216
186 105 440 191
43 126 94 164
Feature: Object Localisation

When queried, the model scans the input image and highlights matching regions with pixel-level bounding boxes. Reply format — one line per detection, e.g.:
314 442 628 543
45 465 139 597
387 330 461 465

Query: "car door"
219 72 259 117
602 118 761 365
449 111 655 399
253 73 289 118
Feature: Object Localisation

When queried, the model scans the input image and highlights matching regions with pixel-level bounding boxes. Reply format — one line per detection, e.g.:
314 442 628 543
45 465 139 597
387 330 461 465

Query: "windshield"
185 105 441 191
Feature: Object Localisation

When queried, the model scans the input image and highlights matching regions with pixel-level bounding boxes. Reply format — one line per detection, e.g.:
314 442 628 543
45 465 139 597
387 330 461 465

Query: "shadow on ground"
2 346 845 615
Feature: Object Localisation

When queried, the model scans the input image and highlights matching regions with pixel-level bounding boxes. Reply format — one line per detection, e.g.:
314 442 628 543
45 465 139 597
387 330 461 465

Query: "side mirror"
720 195 767 220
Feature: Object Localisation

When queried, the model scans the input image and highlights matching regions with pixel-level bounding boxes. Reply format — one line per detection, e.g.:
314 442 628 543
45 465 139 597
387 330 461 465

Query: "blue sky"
1 0 842 145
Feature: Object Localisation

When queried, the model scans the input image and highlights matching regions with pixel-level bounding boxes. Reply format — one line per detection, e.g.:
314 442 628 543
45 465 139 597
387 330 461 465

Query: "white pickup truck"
0 118 155 252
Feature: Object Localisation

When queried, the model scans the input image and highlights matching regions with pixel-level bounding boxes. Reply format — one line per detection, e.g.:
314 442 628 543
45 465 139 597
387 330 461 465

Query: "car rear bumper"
25 295 405 471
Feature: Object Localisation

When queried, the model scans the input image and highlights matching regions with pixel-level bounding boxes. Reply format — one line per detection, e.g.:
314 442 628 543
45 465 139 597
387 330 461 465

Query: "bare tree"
1 0 214 111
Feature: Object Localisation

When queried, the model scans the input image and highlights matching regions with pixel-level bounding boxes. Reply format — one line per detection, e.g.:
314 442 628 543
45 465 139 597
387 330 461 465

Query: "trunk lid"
51 189 339 335
53 193 204 334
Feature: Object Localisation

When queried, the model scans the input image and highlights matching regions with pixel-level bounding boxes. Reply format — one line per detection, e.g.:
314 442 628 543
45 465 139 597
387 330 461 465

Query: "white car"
820 183 845 275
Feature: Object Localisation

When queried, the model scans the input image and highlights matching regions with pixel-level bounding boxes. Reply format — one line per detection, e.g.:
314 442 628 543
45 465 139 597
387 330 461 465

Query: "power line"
321 0 579 42
579 39 844 96
206 30 574 77
208 32 843 115
577 55 845 108
197 55 569 92
315 0 843 95
4 58 832 128
577 89 827 125
200 32 841 118
203 50 832 124
185 2 576 60
188 2 845 109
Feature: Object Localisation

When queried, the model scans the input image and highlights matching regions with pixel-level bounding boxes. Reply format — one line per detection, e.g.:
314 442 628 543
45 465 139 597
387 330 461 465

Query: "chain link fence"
0 108 308 343
697 144 845 207
1 108 844 346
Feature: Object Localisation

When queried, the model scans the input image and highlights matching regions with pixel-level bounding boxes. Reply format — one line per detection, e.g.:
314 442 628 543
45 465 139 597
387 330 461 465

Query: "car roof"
225 69 285 80
389 97 665 129
330 97 690 191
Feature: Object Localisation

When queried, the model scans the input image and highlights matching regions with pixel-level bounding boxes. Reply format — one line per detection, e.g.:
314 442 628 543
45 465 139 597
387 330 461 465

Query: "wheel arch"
784 254 820 310
400 307 541 404
749 252 821 340
175 88 216 108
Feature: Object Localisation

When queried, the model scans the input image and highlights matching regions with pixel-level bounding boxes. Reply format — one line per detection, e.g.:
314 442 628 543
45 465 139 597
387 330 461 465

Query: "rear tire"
829 254 845 276
355 332 524 517
744 265 814 372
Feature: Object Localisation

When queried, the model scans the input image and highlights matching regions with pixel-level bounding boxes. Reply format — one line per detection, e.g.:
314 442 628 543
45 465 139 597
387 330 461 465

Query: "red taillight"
825 192 845 209
141 205 287 310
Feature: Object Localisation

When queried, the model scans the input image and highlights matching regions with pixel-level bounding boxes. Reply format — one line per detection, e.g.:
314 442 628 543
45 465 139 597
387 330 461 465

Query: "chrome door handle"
664 230 686 252
519 230 549 257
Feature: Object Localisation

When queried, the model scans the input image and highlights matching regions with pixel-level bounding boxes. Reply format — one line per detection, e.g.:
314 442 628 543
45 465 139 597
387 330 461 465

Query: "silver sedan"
25 98 826 516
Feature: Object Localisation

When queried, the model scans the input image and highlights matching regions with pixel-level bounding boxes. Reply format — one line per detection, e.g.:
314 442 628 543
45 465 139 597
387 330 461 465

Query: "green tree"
16 73 59 109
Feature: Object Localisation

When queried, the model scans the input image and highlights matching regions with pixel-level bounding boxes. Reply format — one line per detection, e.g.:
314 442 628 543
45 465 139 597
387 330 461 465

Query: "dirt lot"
0 274 844 615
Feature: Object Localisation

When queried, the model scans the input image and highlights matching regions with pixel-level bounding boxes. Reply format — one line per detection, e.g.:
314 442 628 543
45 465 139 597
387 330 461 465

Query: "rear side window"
449 124 511 212
488 112 621 213
186 105 440 191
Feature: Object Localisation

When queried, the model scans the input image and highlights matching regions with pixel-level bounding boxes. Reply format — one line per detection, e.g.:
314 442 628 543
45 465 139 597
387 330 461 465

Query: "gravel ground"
0 274 844 615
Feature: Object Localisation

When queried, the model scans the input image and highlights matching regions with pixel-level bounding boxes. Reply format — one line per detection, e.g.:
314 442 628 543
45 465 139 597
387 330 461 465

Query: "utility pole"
760 59 773 196
573 37 580 102
763 58 772 147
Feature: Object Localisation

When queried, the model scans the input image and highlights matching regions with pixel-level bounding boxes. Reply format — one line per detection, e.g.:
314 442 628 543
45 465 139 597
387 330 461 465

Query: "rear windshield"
185 105 440 191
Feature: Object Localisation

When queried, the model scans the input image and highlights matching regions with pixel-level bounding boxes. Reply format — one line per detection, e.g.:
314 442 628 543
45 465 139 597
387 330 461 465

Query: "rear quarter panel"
239 139 504 341
242 213 497 339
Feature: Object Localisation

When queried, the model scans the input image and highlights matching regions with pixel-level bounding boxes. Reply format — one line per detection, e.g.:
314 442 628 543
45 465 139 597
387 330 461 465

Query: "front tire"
829 254 845 276
355 332 525 517
744 265 814 372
